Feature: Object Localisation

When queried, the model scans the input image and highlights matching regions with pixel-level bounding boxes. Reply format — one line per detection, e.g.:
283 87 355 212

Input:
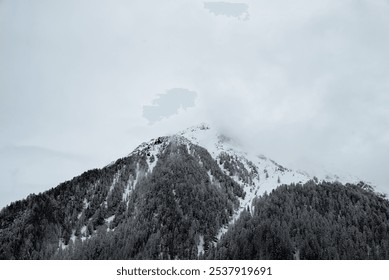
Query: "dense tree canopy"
211 181 389 260
0 139 243 259
1 137 388 260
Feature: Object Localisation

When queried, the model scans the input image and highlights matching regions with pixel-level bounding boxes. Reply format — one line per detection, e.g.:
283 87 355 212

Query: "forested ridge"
1 135 389 260
54 141 244 259
0 138 244 259
210 181 389 259
0 149 144 259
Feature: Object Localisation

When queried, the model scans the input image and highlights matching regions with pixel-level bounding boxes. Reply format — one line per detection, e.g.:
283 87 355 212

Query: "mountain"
0 124 388 260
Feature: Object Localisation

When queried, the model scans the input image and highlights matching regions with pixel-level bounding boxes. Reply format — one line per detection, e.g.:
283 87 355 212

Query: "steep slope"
57 139 244 259
178 124 313 234
178 124 365 231
210 181 389 260
0 134 244 259
0 124 374 260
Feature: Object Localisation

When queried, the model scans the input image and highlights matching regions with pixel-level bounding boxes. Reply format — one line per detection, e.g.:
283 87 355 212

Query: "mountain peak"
177 123 239 156
178 122 211 135
125 122 363 212
0 121 377 261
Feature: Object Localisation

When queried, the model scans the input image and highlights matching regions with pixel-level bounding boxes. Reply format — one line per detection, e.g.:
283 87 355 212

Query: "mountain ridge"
0 124 386 260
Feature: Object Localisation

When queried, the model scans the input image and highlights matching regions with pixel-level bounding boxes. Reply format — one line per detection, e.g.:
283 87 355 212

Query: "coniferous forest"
210 181 389 259
1 137 389 260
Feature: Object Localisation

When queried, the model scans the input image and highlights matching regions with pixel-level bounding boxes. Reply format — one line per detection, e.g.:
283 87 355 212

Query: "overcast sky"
1 0 389 208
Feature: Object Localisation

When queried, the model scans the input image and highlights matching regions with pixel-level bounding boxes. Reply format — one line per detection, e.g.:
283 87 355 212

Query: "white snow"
178 124 320 240
122 175 136 203
178 123 228 158
197 235 205 256
58 239 67 250
145 141 164 174
105 215 115 224
207 170 214 183
103 170 122 207
69 123 363 247
122 163 141 205
58 230 77 250
81 225 87 235
51 122 373 256
216 224 229 240
70 230 76 243
76 198 90 221
109 170 121 194
83 198 90 209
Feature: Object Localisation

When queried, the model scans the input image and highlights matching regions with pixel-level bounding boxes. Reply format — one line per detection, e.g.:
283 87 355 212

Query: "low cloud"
204 1 249 20
1 0 388 207
143 88 197 124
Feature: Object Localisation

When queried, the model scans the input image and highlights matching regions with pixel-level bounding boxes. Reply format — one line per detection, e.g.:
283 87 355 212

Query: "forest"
0 139 243 259
1 138 389 260
210 181 389 259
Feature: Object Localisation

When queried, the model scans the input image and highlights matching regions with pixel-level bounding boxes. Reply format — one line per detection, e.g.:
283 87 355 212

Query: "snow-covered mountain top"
127 123 363 191
179 123 364 184
178 123 239 157
111 123 371 243
178 124 297 174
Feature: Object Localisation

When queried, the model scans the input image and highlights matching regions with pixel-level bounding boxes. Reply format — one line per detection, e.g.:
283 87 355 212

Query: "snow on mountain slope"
100 123 362 242
175 123 364 239
178 124 310 194
1 123 370 259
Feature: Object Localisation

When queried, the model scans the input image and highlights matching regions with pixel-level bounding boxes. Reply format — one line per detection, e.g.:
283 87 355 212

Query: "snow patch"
58 230 77 250
122 163 141 205
105 215 115 224
197 235 205 257
70 230 76 243
122 175 136 203
179 124 314 240
207 170 214 183
83 198 90 209
145 141 164 174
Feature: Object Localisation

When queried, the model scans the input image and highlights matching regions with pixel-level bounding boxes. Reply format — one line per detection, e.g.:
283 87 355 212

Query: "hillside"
210 181 389 259
0 124 387 260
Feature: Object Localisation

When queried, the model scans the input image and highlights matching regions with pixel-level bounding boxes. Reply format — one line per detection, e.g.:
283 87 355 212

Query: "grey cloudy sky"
204 2 249 20
1 0 389 208
143 88 197 124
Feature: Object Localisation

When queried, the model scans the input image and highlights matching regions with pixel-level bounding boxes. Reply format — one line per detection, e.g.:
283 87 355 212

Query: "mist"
1 0 388 208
